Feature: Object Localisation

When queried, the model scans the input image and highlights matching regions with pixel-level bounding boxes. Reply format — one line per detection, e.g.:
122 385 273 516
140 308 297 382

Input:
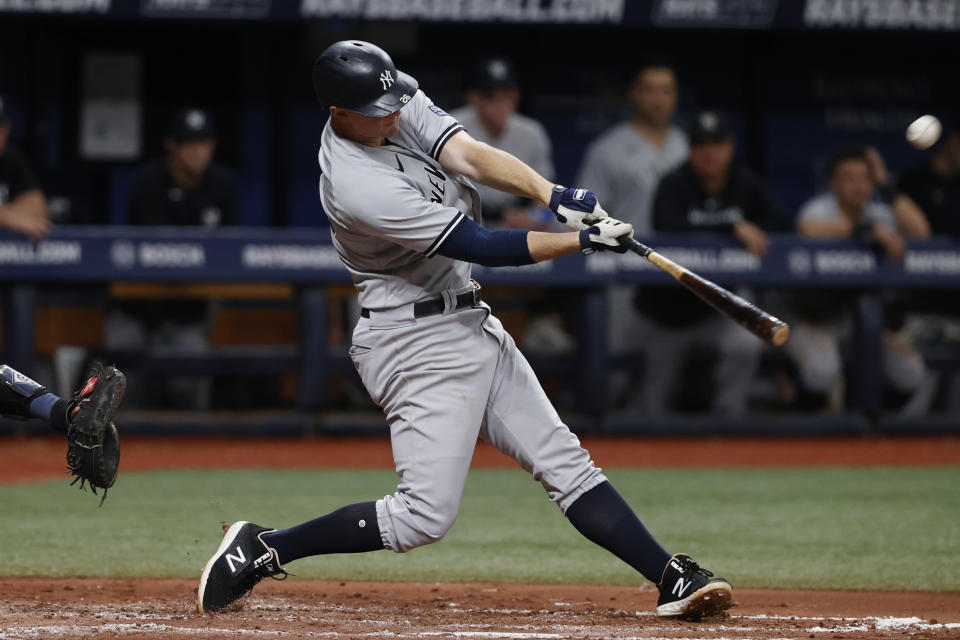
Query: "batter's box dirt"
0 578 957 640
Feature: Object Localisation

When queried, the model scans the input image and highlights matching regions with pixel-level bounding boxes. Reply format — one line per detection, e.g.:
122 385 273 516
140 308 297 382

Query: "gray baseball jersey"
449 106 554 215
576 122 688 234
320 90 606 553
320 91 477 311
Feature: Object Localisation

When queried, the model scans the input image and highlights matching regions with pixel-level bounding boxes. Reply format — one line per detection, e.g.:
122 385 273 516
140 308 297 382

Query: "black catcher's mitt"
66 363 125 505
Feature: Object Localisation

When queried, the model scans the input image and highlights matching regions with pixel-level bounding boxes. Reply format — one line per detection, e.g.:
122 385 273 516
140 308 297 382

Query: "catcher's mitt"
66 363 125 505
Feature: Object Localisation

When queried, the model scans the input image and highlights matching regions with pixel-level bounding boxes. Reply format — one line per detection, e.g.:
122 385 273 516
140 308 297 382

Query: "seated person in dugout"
789 145 933 412
452 57 574 355
109 108 237 410
0 95 50 241
632 111 790 416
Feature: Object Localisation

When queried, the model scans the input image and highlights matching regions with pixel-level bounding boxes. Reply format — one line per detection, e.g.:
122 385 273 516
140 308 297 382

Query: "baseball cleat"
656 553 733 620
197 521 286 613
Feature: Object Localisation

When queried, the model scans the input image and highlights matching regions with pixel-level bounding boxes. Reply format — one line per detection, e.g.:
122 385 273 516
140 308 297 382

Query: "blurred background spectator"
788 146 932 413
631 111 790 415
900 116 960 239
451 58 555 231
576 60 688 405
452 57 574 355
106 108 236 410
0 95 50 241
128 108 236 227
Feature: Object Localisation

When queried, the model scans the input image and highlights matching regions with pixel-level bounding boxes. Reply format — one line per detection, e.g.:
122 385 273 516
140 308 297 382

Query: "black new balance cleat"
656 553 733 620
198 521 287 613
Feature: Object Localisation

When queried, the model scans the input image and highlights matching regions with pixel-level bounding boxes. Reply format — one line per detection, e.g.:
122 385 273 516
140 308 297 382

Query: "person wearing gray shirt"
450 57 555 230
576 60 689 395
576 60 688 235
789 146 931 411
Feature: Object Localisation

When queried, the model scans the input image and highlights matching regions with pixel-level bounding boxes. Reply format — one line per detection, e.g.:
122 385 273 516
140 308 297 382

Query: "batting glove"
579 217 633 254
549 185 609 231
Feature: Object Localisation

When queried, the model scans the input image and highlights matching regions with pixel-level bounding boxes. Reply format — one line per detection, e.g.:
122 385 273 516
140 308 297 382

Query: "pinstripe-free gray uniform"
319 90 606 552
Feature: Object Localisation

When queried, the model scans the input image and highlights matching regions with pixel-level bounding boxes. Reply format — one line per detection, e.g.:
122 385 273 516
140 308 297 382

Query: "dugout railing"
2 228 959 435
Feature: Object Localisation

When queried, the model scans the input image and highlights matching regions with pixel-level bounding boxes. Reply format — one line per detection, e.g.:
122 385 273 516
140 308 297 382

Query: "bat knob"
771 323 790 347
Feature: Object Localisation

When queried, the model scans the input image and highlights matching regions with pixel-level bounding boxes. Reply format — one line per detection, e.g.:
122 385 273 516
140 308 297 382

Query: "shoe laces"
684 558 714 579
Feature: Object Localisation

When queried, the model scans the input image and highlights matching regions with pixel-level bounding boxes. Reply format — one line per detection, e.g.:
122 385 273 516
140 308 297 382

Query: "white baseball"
906 115 942 150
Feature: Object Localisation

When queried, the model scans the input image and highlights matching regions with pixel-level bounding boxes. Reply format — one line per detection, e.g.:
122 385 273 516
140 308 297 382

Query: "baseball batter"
198 41 732 620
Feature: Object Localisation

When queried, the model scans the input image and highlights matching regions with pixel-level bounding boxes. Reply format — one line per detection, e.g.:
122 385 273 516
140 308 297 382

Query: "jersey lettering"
425 164 447 203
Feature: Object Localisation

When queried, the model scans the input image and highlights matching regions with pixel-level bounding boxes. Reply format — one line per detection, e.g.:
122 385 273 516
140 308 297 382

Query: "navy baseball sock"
28 393 71 433
565 481 671 583
261 501 384 565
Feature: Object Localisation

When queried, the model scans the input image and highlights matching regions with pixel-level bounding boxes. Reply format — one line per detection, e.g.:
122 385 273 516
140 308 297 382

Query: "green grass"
1 467 957 591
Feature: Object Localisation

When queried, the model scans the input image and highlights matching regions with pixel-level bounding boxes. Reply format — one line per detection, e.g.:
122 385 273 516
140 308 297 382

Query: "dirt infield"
1 435 959 484
0 578 957 639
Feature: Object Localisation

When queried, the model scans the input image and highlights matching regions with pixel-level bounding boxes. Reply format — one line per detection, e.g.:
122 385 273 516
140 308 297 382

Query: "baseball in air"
906 115 942 150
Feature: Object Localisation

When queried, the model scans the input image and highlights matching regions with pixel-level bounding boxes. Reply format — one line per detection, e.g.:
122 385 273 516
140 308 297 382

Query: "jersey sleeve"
796 194 835 226
398 91 464 161
338 172 466 257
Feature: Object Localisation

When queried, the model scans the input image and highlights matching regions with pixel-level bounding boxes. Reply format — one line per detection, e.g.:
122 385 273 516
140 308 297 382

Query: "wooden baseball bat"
618 235 790 347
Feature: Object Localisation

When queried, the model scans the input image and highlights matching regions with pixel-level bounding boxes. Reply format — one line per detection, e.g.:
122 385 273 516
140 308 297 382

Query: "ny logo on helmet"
380 70 394 90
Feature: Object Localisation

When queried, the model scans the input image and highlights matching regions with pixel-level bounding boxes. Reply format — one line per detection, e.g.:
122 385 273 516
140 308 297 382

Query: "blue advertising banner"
2 0 959 31
2 228 959 288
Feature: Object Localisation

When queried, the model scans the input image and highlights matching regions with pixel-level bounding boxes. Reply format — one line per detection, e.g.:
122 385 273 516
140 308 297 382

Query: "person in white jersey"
197 41 732 621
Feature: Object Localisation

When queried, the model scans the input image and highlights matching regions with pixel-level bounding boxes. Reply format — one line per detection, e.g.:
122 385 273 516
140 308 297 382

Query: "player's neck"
332 118 386 147
631 117 670 147
167 158 202 189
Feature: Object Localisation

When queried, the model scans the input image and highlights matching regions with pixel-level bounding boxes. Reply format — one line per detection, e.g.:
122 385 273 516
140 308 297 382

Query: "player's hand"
549 185 608 231
0 206 52 242
733 219 770 257
872 223 906 262
864 146 890 187
579 217 633 254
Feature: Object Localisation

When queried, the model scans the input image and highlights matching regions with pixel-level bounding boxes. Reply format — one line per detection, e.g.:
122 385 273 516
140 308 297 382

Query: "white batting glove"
579 217 633 254
549 185 609 231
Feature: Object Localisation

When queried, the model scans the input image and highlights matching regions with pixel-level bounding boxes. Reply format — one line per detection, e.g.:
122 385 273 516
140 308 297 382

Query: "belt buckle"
470 279 481 305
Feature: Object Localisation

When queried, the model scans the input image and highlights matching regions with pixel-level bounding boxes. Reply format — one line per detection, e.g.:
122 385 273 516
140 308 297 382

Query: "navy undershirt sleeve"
434 215 534 267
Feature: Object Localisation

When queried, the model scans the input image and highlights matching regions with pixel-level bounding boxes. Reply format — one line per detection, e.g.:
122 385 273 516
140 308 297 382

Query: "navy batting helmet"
312 41 419 117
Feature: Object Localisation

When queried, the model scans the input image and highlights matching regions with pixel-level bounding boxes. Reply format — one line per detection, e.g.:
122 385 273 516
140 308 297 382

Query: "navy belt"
361 282 482 319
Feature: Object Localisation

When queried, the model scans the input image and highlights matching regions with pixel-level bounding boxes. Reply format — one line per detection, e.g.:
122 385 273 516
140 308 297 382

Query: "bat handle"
581 215 653 258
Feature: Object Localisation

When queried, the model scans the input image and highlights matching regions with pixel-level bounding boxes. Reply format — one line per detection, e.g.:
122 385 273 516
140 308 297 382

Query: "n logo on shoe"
672 577 692 598
225 546 246 573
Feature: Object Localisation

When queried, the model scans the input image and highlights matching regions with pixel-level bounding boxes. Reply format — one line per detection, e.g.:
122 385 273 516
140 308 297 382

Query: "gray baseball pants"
350 302 607 553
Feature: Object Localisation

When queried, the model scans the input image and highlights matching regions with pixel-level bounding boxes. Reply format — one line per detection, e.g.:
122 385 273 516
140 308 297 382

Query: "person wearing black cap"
115 108 236 410
127 107 236 227
629 111 790 416
450 57 555 230
900 115 960 239
451 58 573 354
653 111 789 244
0 95 50 240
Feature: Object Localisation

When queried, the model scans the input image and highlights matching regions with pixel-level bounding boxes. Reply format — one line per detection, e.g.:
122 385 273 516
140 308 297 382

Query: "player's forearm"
797 218 852 238
8 191 48 220
442 135 554 206
891 194 931 238
527 230 582 262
